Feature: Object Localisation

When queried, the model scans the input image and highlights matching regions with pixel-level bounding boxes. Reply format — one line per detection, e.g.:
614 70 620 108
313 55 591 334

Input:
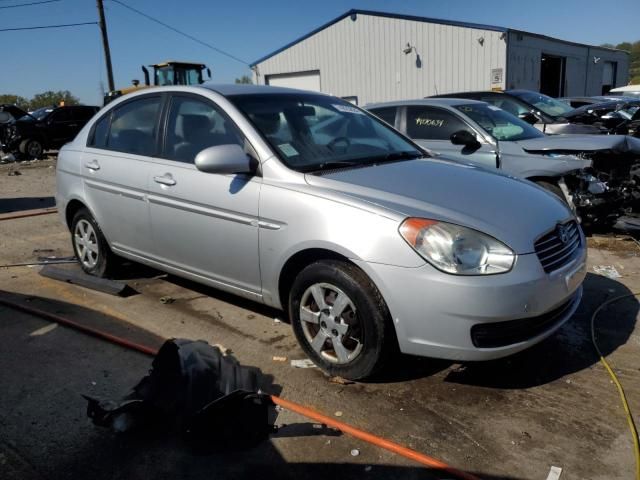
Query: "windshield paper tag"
333 104 364 114
278 143 299 157
487 105 501 111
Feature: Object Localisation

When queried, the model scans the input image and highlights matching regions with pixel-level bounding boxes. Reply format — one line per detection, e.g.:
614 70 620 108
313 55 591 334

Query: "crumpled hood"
517 134 640 154
305 158 573 254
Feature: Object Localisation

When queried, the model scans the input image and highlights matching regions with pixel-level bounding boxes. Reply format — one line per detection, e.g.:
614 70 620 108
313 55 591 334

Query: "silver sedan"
56 85 586 379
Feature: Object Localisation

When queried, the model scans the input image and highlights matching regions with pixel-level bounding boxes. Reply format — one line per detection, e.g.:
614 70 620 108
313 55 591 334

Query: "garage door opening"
540 54 566 98
602 61 617 95
265 71 321 92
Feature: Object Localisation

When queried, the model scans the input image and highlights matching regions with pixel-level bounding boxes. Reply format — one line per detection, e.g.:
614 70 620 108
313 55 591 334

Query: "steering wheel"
327 136 351 152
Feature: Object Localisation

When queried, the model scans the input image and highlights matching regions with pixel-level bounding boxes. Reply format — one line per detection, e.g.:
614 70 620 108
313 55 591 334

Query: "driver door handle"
153 173 176 186
85 160 100 171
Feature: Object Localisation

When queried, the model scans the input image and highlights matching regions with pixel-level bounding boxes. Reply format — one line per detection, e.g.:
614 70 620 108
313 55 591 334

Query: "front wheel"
71 208 118 277
289 260 396 380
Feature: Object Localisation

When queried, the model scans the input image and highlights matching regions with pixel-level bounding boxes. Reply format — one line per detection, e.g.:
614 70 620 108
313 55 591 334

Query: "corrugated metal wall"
253 13 507 105
507 32 630 96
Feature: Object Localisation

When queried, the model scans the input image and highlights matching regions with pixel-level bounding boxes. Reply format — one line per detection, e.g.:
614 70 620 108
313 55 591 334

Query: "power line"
0 0 61 9
109 0 249 66
0 21 97 32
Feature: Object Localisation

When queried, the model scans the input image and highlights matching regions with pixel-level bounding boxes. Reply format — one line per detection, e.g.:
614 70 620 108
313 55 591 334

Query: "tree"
0 94 29 108
29 90 80 110
235 75 253 84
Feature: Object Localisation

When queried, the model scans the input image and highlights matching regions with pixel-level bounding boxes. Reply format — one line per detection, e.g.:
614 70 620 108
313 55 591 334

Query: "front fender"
258 183 424 308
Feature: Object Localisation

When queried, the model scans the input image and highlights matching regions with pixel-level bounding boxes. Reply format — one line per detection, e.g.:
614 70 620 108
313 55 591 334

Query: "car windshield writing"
456 104 544 141
511 91 573 118
229 93 422 172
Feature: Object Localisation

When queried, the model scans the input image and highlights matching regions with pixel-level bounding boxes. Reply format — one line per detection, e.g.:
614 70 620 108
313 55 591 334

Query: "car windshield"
228 93 423 172
455 103 544 141
509 91 574 118
19 107 53 122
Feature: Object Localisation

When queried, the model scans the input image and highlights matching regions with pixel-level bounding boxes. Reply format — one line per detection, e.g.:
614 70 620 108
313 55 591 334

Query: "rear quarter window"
88 113 110 149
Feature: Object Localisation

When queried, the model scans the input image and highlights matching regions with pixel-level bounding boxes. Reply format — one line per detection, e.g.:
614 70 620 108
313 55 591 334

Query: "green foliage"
0 90 81 110
603 40 640 84
29 90 80 110
0 94 29 109
234 75 253 84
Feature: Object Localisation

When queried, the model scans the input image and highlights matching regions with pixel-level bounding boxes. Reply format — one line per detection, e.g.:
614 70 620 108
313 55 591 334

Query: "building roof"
251 9 627 67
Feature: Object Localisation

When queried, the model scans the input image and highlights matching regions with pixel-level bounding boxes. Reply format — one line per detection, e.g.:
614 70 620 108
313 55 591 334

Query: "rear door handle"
153 173 176 186
85 160 100 171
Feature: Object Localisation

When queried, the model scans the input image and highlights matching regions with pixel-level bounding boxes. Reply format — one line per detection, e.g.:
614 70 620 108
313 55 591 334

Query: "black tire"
19 138 44 159
288 260 396 380
535 180 568 204
70 208 118 277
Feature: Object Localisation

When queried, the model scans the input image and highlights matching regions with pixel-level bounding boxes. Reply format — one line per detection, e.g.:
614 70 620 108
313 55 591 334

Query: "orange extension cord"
0 207 58 221
0 297 481 480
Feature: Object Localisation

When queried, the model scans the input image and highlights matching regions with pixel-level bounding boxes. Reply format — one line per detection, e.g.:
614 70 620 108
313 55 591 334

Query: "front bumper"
354 246 586 361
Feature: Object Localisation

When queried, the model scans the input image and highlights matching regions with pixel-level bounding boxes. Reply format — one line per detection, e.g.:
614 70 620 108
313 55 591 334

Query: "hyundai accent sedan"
56 85 586 380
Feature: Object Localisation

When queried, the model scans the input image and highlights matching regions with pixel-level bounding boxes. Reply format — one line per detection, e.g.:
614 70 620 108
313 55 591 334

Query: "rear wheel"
70 208 117 277
289 260 396 380
19 138 43 159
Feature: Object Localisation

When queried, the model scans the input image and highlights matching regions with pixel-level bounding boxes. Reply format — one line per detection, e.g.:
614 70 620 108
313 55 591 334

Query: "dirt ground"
1 159 639 480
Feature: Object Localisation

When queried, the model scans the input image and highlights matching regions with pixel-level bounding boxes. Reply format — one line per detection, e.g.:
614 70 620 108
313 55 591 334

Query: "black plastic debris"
84 338 275 450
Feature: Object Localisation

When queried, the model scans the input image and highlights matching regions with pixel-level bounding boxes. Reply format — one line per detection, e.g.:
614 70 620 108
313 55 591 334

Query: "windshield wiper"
302 160 361 172
303 151 424 173
380 151 424 162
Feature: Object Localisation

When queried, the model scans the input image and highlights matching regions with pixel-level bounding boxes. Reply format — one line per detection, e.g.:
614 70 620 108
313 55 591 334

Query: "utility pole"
96 0 115 92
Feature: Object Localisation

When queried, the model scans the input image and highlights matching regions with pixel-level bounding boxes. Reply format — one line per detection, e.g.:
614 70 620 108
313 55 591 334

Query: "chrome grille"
534 221 582 273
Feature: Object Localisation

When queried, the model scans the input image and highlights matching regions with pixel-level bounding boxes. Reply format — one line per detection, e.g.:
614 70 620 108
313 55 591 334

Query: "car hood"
304 158 572 254
517 134 640 154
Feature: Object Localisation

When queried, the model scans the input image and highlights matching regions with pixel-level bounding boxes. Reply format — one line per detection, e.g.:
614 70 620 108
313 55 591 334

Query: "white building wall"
506 32 630 96
254 13 507 105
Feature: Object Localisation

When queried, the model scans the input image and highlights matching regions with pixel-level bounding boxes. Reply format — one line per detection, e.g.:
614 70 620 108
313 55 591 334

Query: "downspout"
584 46 590 96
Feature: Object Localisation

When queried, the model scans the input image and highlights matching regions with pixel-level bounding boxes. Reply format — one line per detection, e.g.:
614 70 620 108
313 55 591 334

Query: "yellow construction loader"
104 61 211 105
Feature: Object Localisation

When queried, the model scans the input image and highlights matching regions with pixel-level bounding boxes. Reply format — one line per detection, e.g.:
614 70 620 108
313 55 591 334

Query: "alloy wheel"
299 282 363 364
74 219 99 268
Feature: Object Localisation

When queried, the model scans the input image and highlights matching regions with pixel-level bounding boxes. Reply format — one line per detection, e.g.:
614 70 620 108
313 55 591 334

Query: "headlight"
399 218 515 275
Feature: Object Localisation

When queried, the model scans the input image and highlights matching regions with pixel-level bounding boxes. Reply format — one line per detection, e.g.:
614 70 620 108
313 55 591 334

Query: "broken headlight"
399 218 515 275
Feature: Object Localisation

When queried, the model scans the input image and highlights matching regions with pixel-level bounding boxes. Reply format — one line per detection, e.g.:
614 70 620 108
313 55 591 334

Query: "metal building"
250 9 629 105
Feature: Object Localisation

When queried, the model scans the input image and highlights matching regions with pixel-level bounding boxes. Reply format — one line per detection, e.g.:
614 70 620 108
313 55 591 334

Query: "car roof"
200 83 328 97
610 85 640 93
366 98 486 109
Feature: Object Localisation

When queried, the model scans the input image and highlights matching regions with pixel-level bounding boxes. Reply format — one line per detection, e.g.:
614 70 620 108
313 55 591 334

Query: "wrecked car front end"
519 135 640 227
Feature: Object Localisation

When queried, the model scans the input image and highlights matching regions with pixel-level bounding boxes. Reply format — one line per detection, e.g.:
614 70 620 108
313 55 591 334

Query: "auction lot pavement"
1 159 639 479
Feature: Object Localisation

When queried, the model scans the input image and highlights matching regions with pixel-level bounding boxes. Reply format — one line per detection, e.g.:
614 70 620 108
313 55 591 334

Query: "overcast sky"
2 0 639 105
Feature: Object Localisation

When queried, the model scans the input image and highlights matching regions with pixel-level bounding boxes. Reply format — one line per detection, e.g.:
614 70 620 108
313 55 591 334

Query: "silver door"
81 95 163 255
402 105 498 170
147 94 262 296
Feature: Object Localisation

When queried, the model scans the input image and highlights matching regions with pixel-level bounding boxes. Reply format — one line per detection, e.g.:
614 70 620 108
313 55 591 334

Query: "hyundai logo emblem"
557 224 570 245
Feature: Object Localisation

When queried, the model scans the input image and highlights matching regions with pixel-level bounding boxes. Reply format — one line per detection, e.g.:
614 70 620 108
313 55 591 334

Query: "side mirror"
0 112 12 124
195 144 252 175
518 112 539 125
450 130 481 148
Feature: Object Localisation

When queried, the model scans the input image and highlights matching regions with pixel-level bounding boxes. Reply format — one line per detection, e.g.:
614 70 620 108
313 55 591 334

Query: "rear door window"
106 96 162 156
406 106 468 140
